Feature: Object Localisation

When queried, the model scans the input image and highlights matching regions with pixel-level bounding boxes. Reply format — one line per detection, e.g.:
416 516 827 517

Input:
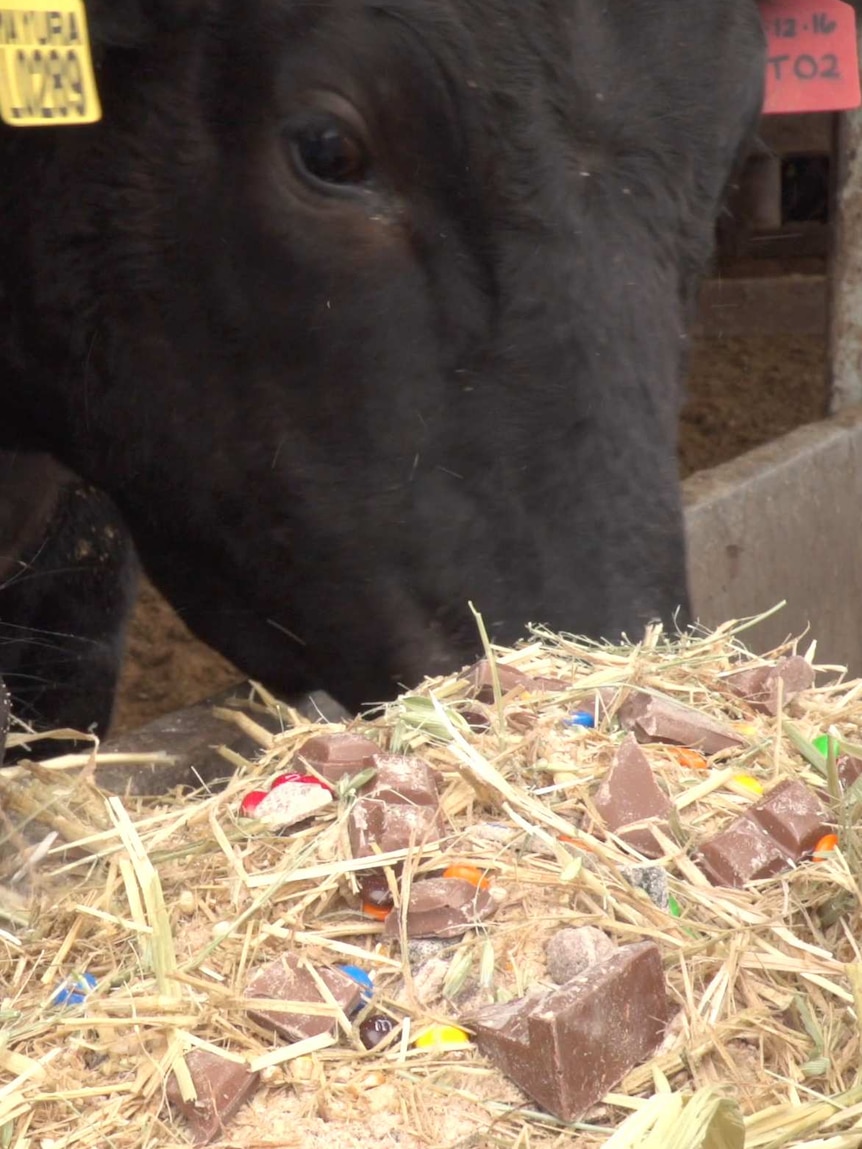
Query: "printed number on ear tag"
0 0 101 127
759 0 861 113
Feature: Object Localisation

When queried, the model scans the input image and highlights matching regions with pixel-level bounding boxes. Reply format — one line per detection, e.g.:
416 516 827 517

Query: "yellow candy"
730 774 763 796
413 1025 470 1049
734 722 759 739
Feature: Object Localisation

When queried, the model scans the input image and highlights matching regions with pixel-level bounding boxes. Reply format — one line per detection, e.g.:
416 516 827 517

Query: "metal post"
828 15 862 411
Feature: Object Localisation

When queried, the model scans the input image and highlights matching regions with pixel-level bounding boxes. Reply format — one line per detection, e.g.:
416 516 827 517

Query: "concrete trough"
684 91 862 675
684 403 862 675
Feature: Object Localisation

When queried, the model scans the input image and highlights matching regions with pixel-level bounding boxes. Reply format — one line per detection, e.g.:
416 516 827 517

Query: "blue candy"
51 971 97 1007
336 964 374 1007
564 710 595 729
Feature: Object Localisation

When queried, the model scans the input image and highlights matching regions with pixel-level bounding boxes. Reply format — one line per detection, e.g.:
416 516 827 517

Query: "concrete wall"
683 403 862 674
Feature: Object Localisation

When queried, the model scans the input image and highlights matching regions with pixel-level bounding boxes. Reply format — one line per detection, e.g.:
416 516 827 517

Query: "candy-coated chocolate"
442 864 491 890
730 774 763 796
558 834 595 852
335 964 374 1005
565 710 595 728
813 832 839 856
670 747 708 771
51 971 97 1006
362 901 390 921
358 1014 395 1049
734 721 759 739
414 1024 470 1048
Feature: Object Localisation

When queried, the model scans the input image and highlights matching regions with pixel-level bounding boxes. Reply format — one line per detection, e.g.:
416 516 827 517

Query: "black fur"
0 0 765 729
0 453 136 741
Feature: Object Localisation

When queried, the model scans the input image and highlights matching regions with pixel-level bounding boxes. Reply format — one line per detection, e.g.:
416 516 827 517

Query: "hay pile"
3 616 862 1149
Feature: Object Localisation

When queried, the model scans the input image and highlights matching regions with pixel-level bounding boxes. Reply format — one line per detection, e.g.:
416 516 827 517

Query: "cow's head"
21 0 765 709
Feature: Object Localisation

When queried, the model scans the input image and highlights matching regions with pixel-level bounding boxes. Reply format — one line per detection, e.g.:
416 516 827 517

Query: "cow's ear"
86 0 205 48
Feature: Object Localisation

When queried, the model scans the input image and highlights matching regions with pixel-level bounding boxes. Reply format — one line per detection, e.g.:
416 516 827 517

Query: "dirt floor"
112 581 239 734
111 326 829 735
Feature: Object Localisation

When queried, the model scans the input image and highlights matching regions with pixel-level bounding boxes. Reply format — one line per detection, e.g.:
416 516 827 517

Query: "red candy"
240 770 334 819
239 789 267 817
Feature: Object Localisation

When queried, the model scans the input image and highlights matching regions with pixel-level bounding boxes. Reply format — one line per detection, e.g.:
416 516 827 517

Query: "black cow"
0 0 765 737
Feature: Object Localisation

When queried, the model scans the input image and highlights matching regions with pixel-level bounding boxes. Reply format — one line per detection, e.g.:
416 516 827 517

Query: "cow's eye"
290 121 370 189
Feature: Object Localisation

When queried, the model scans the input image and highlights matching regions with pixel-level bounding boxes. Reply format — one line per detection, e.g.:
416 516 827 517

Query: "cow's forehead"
225 0 763 146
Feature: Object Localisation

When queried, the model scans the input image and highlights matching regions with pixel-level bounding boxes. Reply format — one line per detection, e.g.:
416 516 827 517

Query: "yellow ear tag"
0 0 101 127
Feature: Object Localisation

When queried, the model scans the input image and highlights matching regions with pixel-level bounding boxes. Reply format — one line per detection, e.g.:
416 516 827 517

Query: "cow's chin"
258 603 476 714
144 567 473 714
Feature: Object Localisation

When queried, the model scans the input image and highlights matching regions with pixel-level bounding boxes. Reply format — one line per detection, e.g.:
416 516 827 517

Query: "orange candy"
813 833 839 858
442 864 491 890
558 835 596 853
361 901 390 921
669 747 708 771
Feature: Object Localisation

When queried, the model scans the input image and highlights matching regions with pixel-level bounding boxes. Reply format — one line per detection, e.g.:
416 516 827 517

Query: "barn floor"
111 328 830 734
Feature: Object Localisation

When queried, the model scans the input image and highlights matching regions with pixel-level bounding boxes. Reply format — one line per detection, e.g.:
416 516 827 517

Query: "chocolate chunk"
592 735 672 858
367 754 439 806
466 660 564 702
460 708 492 732
697 778 832 888
165 1049 260 1145
748 779 831 856
348 796 443 858
466 941 667 1122
576 687 617 722
545 927 617 984
294 732 379 784
696 815 790 887
358 871 395 910
245 952 362 1041
724 655 815 716
383 877 497 939
619 692 743 755
838 754 862 791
